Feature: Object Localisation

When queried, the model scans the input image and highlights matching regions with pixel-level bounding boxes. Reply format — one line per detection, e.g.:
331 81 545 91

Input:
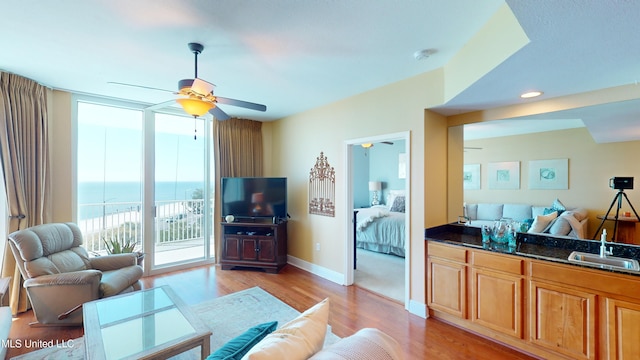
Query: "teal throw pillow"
206 321 278 360
549 198 566 216
521 218 534 232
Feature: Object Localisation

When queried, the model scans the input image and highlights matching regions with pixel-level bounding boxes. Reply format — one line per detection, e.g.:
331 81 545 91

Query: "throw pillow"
309 328 403 360
547 215 572 237
520 218 534 232
207 321 278 360
242 298 330 360
527 211 558 233
552 198 566 212
389 196 405 213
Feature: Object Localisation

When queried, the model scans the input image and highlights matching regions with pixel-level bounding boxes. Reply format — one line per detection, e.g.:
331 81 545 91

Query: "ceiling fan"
110 42 267 122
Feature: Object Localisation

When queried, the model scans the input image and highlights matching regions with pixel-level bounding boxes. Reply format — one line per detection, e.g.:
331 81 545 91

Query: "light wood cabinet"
427 242 467 318
471 267 523 338
427 257 466 318
604 297 640 359
470 251 523 339
529 280 596 359
427 240 640 360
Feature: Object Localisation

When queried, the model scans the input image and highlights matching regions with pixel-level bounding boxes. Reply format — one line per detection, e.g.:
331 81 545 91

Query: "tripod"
592 189 640 240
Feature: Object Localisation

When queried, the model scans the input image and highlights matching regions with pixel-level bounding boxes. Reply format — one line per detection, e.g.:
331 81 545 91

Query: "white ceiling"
2 1 640 141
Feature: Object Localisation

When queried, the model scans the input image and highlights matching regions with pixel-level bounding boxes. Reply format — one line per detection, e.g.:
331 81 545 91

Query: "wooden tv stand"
220 220 288 273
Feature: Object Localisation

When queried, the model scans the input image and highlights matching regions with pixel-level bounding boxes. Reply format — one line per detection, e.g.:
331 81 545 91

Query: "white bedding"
355 206 405 257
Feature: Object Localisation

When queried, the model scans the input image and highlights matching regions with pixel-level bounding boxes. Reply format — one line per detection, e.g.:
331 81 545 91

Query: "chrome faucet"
600 229 613 258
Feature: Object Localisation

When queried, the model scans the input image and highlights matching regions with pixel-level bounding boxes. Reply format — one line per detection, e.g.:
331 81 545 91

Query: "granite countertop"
425 223 640 276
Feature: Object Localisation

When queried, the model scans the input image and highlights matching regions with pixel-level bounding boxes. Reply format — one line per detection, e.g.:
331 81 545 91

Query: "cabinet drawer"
472 251 523 275
428 242 467 262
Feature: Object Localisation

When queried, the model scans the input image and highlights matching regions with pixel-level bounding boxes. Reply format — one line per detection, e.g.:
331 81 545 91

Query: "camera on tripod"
610 177 634 190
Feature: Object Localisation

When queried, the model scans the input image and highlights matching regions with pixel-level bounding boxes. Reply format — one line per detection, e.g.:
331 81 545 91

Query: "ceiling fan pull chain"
194 116 197 140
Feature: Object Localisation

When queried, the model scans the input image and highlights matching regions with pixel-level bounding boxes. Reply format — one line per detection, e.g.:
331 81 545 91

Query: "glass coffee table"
83 286 211 359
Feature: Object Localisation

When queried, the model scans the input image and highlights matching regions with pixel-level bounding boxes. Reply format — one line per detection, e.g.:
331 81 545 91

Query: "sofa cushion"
243 298 330 360
464 203 478 220
502 204 532 221
477 204 503 221
309 328 403 360
532 206 546 217
207 321 278 360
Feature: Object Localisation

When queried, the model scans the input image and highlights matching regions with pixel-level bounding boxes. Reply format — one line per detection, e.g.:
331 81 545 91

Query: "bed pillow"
389 196 405 213
242 298 330 360
207 321 278 360
386 190 405 210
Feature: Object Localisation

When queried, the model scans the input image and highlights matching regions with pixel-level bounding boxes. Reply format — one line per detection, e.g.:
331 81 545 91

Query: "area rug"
355 248 405 302
12 286 339 360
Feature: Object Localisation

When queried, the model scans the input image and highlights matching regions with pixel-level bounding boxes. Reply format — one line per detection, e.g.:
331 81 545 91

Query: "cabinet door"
529 280 596 359
471 268 523 339
427 257 466 318
257 237 276 262
223 236 241 260
604 297 640 359
241 238 259 261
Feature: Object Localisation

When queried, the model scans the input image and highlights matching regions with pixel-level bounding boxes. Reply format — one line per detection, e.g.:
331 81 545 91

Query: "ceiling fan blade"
108 82 174 93
191 78 215 96
146 99 176 111
209 106 231 121
216 96 267 112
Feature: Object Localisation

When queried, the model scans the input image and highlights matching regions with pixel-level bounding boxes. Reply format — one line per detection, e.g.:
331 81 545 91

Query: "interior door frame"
344 131 411 309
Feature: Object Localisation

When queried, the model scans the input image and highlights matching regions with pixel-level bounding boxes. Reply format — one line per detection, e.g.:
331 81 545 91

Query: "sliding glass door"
153 113 212 266
76 99 214 271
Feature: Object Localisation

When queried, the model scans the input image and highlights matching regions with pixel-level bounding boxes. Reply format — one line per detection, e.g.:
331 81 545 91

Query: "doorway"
345 132 410 307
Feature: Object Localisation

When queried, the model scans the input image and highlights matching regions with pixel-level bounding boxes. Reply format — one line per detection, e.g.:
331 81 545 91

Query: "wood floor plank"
6 264 536 359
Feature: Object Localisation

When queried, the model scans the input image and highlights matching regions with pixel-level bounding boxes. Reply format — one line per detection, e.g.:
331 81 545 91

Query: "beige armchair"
8 222 143 326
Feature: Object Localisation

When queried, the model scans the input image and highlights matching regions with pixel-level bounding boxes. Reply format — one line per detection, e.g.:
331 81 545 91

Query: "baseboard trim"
287 255 345 285
408 299 427 319
287 256 428 318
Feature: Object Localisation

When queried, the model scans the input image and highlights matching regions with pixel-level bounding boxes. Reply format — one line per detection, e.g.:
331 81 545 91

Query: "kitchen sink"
568 251 640 271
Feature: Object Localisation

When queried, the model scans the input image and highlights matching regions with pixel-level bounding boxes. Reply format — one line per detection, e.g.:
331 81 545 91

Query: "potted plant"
103 235 145 266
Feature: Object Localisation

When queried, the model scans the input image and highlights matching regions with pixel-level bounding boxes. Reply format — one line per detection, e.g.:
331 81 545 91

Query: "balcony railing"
78 199 207 254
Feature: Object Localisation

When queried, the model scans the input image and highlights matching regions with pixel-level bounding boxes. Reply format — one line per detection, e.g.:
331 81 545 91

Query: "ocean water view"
78 181 207 220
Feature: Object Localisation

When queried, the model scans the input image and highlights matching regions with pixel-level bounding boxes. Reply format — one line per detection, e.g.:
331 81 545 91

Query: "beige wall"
463 127 640 238
268 69 450 305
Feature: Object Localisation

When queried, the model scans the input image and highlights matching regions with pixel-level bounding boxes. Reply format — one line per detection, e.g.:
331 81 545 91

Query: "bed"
354 191 406 257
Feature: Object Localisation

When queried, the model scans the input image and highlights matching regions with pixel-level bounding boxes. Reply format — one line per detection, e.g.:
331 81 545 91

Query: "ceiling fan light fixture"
361 143 374 148
176 97 214 117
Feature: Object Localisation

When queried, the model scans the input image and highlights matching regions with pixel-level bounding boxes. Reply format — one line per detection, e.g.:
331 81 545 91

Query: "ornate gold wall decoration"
309 152 335 217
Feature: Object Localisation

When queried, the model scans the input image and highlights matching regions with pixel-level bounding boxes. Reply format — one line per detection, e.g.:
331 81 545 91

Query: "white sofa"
464 203 589 239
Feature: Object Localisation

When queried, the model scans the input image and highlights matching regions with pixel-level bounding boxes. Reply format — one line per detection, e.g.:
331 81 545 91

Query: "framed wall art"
463 164 480 190
488 161 520 190
528 158 568 190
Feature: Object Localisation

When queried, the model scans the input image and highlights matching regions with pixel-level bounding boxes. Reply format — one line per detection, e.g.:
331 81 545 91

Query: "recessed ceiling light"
520 91 543 99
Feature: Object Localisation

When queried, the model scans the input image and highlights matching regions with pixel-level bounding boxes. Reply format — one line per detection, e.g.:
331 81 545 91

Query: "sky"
77 102 208 183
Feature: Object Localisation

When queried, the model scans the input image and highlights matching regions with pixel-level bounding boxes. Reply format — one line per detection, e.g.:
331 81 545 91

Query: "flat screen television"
221 177 287 220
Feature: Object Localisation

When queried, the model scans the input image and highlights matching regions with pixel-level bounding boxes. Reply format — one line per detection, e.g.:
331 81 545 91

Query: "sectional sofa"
463 202 589 239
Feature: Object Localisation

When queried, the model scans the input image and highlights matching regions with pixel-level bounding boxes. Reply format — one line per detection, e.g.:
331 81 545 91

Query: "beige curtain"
214 118 263 177
213 118 263 262
0 72 51 314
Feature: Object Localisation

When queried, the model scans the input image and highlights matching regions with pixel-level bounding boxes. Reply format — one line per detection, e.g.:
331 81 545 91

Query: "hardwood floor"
6 264 536 359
